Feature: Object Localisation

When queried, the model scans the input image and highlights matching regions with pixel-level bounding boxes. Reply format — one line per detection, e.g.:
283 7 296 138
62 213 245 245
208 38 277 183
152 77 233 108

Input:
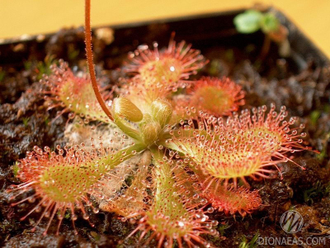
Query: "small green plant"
22 117 30 127
7 1 313 247
234 10 278 34
36 55 58 80
310 110 321 126
0 70 6 82
238 231 260 248
11 162 19 177
217 222 231 236
234 9 290 59
304 181 330 204
24 55 58 80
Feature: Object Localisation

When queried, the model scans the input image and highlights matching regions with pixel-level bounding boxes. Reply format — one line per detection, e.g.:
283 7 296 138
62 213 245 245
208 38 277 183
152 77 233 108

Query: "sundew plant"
8 1 312 247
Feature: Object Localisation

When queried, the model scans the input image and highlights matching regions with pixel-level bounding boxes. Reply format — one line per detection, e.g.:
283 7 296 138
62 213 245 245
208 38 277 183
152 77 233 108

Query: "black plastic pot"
0 8 328 70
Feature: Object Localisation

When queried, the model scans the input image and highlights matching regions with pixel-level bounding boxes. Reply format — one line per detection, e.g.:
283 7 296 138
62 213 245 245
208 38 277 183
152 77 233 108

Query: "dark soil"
0 11 330 248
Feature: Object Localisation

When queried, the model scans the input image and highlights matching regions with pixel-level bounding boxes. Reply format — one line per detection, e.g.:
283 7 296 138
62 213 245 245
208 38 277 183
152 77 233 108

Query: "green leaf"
12 162 19 176
310 110 321 126
261 13 279 33
234 10 263 33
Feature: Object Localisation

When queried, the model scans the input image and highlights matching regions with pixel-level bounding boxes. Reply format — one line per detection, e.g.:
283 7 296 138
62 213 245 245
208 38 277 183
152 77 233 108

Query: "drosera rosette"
43 60 113 123
123 34 207 101
165 104 311 188
7 0 319 245
127 149 218 248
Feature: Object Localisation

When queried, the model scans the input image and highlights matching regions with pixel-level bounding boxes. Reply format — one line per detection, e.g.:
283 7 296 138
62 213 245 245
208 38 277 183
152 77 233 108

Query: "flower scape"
6 2 316 248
